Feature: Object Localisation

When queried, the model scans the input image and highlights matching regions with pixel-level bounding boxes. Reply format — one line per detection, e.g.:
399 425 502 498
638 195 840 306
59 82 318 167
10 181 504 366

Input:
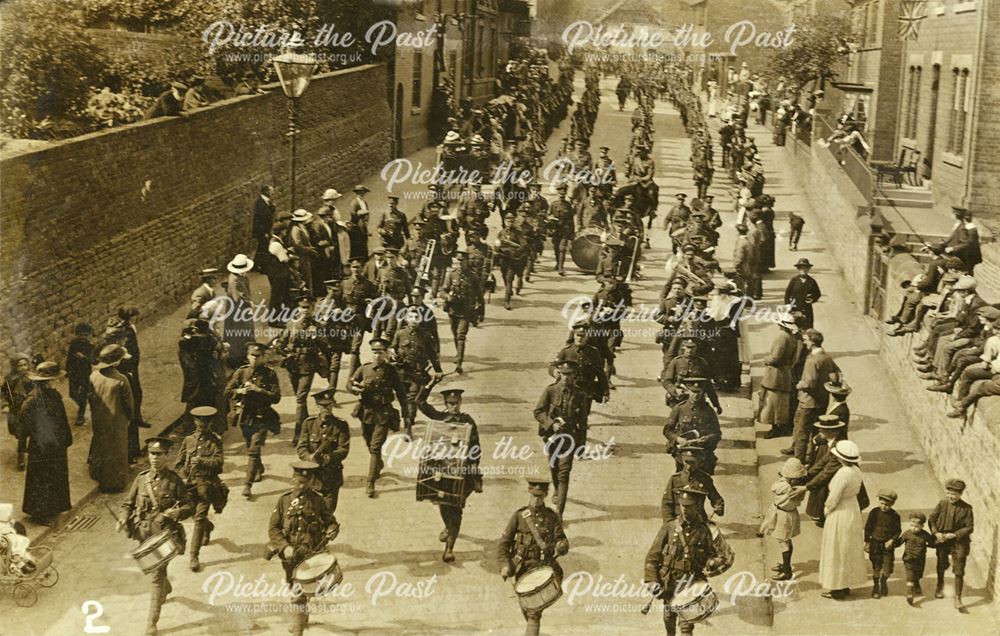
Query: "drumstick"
105 502 126 534
641 598 654 615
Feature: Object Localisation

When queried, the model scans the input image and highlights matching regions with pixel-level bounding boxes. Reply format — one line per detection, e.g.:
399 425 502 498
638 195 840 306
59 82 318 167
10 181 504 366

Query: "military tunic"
663 399 722 473
175 431 225 522
296 413 351 514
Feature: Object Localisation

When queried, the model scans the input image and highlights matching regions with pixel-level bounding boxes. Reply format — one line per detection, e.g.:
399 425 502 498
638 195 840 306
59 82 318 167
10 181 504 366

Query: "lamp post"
272 52 318 212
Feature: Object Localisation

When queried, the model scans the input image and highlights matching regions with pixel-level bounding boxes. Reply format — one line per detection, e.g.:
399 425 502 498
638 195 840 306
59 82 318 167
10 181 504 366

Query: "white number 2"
82 600 110 633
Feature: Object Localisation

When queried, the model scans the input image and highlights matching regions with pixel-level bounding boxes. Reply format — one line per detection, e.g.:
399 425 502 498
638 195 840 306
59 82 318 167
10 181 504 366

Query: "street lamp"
273 52 319 211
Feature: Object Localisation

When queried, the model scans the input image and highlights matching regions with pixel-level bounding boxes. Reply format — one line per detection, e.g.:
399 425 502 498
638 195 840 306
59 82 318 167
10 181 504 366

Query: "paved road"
3 79 995 636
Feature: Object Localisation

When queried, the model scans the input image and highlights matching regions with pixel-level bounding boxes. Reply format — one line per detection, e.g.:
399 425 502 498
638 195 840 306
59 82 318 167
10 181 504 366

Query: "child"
788 212 805 251
895 512 935 605
65 323 96 425
758 457 807 581
864 489 902 598
0 503 35 575
929 478 974 611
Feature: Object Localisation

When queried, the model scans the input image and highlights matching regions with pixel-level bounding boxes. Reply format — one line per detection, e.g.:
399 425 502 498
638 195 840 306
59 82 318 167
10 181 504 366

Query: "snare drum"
292 553 343 596
131 531 180 574
514 566 562 612
670 580 718 624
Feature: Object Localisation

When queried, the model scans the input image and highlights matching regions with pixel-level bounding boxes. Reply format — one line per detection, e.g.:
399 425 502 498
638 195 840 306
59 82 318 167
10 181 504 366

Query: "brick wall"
784 139 1000 595
0 64 391 359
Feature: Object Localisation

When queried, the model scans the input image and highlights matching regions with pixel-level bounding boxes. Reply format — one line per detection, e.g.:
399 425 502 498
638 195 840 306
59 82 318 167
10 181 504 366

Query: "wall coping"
0 64 385 162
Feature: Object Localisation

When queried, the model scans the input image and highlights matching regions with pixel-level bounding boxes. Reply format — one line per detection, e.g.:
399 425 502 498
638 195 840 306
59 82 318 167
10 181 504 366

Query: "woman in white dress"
817 440 868 598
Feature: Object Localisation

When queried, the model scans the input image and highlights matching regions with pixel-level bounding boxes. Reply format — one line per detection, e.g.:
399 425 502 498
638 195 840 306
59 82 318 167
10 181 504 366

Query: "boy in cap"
296 388 350 540
66 322 96 425
497 477 569 636
175 406 225 571
864 489 901 598
788 212 805 251
895 511 935 604
267 459 335 635
119 437 193 635
928 478 974 610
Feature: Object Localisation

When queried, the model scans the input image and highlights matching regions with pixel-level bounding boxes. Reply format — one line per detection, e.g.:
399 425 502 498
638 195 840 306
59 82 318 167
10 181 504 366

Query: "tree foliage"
766 12 856 91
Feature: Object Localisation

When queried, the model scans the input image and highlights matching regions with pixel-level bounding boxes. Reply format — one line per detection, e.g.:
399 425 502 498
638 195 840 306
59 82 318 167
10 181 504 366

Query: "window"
947 67 970 155
476 24 485 77
906 66 922 139
411 51 423 109
449 50 458 80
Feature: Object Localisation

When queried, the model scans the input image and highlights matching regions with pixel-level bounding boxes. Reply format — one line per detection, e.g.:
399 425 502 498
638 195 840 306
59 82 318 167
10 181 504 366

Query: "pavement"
1 79 995 635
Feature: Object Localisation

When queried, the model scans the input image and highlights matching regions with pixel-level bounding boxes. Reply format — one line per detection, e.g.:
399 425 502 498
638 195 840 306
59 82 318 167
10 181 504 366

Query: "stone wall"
783 139 1000 595
0 64 391 359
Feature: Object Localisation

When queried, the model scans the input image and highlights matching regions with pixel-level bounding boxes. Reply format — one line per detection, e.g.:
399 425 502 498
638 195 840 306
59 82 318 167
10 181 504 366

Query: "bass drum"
570 226 606 273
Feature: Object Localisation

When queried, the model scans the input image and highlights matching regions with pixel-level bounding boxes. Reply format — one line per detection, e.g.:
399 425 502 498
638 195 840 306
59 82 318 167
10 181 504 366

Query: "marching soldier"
296 388 350 540
378 194 409 251
266 460 336 636
554 321 609 407
418 200 451 297
547 183 575 276
225 342 281 497
664 194 691 254
534 360 591 518
350 338 412 497
467 225 495 325
316 280 354 397
418 388 483 562
274 295 329 445
660 337 723 413
663 378 722 474
175 406 225 572
498 478 569 636
661 445 724 523
391 306 444 430
644 486 719 636
441 248 482 374
371 248 412 343
341 257 379 380
119 437 193 636
595 236 625 283
496 212 529 310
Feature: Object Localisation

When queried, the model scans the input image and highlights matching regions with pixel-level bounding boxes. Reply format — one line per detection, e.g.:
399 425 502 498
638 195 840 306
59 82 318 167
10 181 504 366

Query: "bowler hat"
794 258 813 269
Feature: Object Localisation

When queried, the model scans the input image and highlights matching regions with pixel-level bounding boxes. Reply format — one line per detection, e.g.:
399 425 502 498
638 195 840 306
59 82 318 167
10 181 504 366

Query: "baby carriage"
1 527 58 607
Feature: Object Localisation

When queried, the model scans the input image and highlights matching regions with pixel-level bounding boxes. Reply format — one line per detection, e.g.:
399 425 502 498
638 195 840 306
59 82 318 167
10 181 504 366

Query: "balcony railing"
813 114 874 206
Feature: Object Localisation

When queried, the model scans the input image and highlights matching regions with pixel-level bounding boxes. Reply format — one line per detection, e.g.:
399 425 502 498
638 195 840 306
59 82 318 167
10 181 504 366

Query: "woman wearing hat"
224 253 256 368
784 258 821 330
349 185 372 262
2 352 34 470
816 439 868 599
19 362 72 525
89 344 136 492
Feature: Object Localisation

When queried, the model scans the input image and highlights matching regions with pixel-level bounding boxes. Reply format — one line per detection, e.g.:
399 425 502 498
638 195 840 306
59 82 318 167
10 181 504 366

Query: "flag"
898 0 927 41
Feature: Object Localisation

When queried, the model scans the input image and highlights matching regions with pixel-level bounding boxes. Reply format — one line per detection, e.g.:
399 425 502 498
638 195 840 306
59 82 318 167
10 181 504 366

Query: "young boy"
65 323 96 425
864 488 902 598
896 512 935 605
788 212 805 251
929 478 974 611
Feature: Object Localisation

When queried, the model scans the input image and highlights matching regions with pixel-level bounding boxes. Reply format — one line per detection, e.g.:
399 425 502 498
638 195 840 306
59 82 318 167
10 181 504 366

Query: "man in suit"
760 317 799 438
784 330 839 462
784 258 821 329
929 207 982 274
252 185 276 270
189 268 221 319
915 276 986 380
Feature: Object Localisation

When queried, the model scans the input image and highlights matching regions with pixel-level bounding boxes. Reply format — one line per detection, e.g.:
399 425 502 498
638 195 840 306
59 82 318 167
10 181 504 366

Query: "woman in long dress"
817 439 868 598
20 362 72 524
88 344 135 492
224 254 256 369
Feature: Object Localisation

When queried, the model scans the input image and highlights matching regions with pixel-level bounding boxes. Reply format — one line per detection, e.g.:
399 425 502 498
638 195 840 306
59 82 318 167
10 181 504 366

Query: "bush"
83 87 150 128
0 2 108 138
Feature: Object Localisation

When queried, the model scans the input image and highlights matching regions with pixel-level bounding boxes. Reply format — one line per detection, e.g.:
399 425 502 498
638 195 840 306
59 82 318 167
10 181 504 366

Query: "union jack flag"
898 0 928 41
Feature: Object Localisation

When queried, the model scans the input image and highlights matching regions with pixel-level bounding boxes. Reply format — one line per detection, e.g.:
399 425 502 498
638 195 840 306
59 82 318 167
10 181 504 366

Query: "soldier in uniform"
664 194 691 254
595 236 625 283
174 406 225 571
467 225 495 326
316 280 354 398
554 321 609 407
547 183 576 276
418 201 452 297
391 306 444 431
371 248 412 343
119 437 193 636
266 460 336 636
534 360 591 518
663 378 722 474
350 338 412 497
644 486 719 636
225 342 281 497
378 195 409 251
495 212 529 310
341 257 379 380
274 295 329 445
660 338 723 412
661 446 724 523
441 248 482 374
418 388 483 562
296 388 350 540
497 477 570 636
